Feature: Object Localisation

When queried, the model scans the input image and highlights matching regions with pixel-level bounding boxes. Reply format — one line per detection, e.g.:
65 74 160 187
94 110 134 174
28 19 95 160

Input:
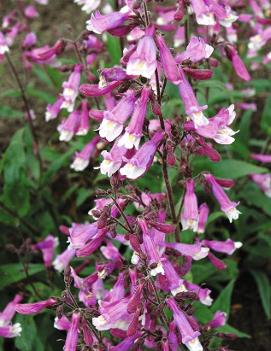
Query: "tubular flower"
204 173 241 222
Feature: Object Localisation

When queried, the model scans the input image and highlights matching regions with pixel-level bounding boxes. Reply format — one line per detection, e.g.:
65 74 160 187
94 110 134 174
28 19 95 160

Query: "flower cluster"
2 0 267 350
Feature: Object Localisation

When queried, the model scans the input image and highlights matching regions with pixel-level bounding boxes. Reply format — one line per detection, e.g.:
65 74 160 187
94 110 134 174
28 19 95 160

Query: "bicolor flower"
61 64 82 112
99 90 136 142
181 179 199 232
120 131 164 179
190 0 215 26
45 96 64 121
166 242 209 261
184 281 213 306
53 244 76 272
0 295 22 338
202 239 242 255
57 110 80 142
126 27 157 79
92 297 133 331
100 140 129 177
204 173 241 222
118 87 151 149
167 297 203 351
162 258 186 296
71 136 100 171
178 69 209 128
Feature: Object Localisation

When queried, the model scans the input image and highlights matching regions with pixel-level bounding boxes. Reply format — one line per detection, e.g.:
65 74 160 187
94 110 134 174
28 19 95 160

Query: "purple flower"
190 0 215 26
184 281 213 306
251 153 271 163
156 34 181 84
181 179 199 232
197 203 209 234
0 295 22 338
68 222 99 250
204 173 241 222
100 140 129 177
176 37 213 63
120 131 164 179
118 87 151 149
61 64 82 112
86 9 131 34
99 90 136 142
64 312 80 351
162 258 186 296
24 5 39 18
92 297 133 331
71 136 100 171
207 311 227 329
178 69 209 128
127 27 157 79
35 234 58 267
226 46 251 81
202 239 242 255
22 32 37 48
16 298 56 315
166 242 209 261
54 315 71 331
167 297 203 351
53 245 76 272
57 110 80 142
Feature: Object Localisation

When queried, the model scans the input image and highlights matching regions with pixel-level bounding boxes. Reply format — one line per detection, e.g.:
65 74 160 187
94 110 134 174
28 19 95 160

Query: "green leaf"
15 315 37 351
211 279 236 316
193 159 268 179
250 270 271 319
0 263 44 289
106 34 122 65
217 324 250 338
0 105 24 119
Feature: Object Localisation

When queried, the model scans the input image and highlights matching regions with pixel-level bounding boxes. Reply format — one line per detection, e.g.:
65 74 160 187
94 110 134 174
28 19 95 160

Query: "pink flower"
167 297 203 351
166 242 209 261
176 37 213 63
251 153 271 163
64 312 80 351
0 32 9 55
100 140 129 177
204 173 241 222
61 65 82 112
71 136 100 171
202 239 242 255
178 69 209 128
162 258 186 296
53 245 76 272
118 87 151 149
181 179 199 232
197 203 209 234
35 234 58 267
156 34 181 84
184 281 213 306
0 295 22 338
86 9 131 34
126 27 157 79
207 311 227 329
57 110 80 142
190 0 215 26
16 298 56 315
226 46 251 81
120 131 164 179
99 90 136 142
24 5 39 18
